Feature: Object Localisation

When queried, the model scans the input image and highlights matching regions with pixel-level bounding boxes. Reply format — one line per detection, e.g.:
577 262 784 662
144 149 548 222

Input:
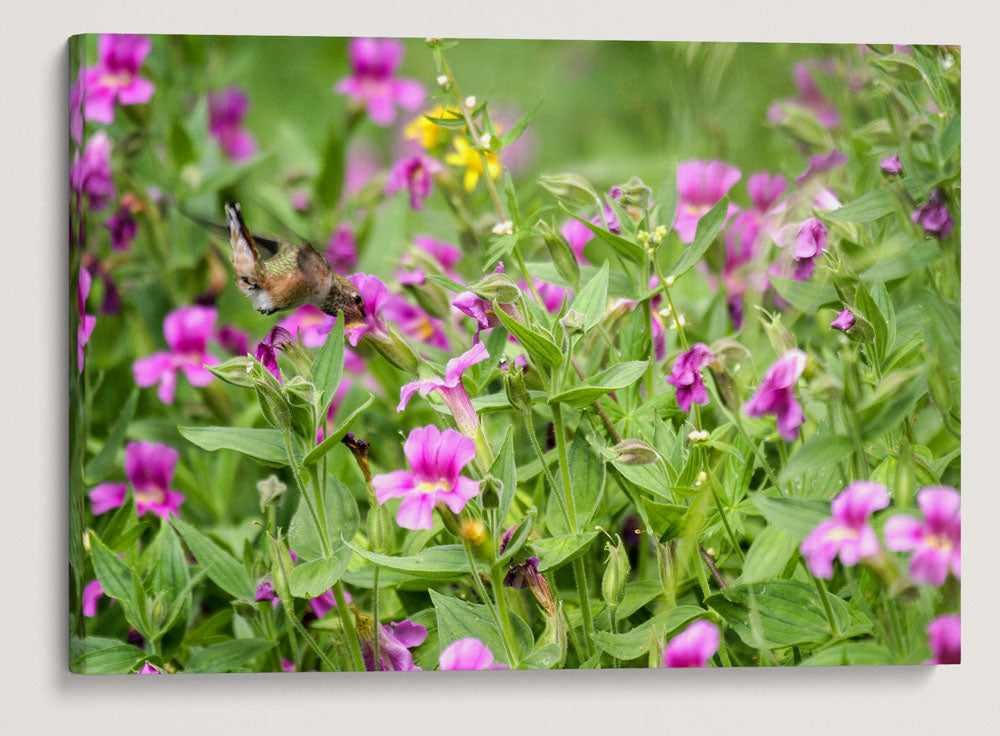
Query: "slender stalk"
332 582 366 671
372 565 380 672
281 602 337 671
522 414 571 529
812 575 842 639
282 433 331 558
709 481 745 563
463 542 518 667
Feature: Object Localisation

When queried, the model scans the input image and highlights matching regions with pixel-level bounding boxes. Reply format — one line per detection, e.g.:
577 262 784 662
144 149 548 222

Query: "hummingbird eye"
354 295 362 305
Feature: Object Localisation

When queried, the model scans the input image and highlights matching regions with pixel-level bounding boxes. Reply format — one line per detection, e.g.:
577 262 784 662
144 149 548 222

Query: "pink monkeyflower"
254 580 279 608
363 620 428 672
795 150 848 186
800 481 890 579
674 160 741 244
663 620 720 668
439 638 507 671
103 204 138 251
137 663 163 674
88 441 186 520
523 279 571 314
926 615 960 664
383 294 450 351
830 308 855 331
291 189 311 211
399 235 463 285
880 153 903 176
83 34 154 124
281 659 297 673
344 273 391 346
452 264 519 342
278 305 337 349
77 267 97 372
71 131 114 211
885 486 961 587
398 342 490 437
768 61 840 130
666 344 715 413
70 74 84 144
133 305 219 404
725 172 788 270
326 225 358 273
208 87 257 161
912 188 954 240
744 349 807 441
334 38 425 127
772 217 828 281
386 154 443 210
255 325 293 384
82 579 106 617
559 187 624 263
309 587 352 619
215 324 250 356
372 425 481 530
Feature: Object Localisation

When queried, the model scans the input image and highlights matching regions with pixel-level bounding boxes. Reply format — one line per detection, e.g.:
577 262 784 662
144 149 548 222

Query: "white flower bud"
464 95 476 109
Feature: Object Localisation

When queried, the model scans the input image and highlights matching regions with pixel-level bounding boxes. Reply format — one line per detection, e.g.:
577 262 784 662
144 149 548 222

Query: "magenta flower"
215 324 250 356
559 188 624 263
71 131 114 211
744 349 807 441
371 425 481 530
70 75 84 144
663 620 720 668
309 587 352 619
674 160 741 244
278 306 338 349
137 663 163 674
772 217 828 281
334 38 425 127
926 615 960 664
344 273 390 346
666 344 715 413
525 279 571 314
885 486 961 587
912 188 954 240
383 294 450 351
291 190 310 211
439 638 507 671
452 265 518 341
208 87 257 161
83 34 154 124
82 579 106 617
77 267 97 373
399 235 463 283
800 481 890 579
768 61 840 129
133 305 219 404
281 659 297 673
398 342 489 437
103 204 138 251
880 153 903 176
363 620 428 672
254 325 293 383
830 308 855 331
88 441 185 520
795 150 848 187
386 154 443 210
326 225 358 273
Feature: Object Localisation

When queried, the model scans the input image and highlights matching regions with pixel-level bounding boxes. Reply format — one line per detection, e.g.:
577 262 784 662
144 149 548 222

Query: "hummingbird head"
324 273 367 326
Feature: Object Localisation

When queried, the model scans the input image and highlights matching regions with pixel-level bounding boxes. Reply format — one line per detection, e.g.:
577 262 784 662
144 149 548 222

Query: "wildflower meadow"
69 35 961 673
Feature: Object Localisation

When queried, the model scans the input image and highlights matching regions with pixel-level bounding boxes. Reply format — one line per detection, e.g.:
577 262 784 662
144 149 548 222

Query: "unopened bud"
537 219 580 290
664 275 676 288
491 220 513 235
504 556 555 616
538 172 600 207
761 311 795 356
252 365 291 431
559 309 585 334
611 439 659 466
503 364 533 415
472 272 520 302
208 356 257 388
616 176 653 212
283 375 318 440
696 471 708 486
925 348 953 415
367 502 392 555
436 74 449 90
464 96 476 109
601 536 631 611
687 429 709 443
363 326 420 374
894 437 916 509
257 474 287 512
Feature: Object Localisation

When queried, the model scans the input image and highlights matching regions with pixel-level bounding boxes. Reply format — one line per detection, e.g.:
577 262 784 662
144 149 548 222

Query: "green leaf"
778 434 853 484
521 643 562 669
824 190 895 223
89 534 138 609
769 276 838 314
560 204 645 262
185 638 277 673
749 495 831 541
529 531 598 572
492 300 563 368
616 462 673 501
71 637 147 674
592 607 705 660
854 282 889 360
302 394 374 467
288 477 360 561
343 541 486 579
178 426 292 466
549 360 648 407
525 261 637 300
666 196 729 279
288 552 351 598
310 311 345 407
567 426 605 527
740 526 799 584
858 370 926 442
801 641 893 666
314 127 344 208
642 499 687 540
84 389 138 485
491 428 518 525
500 99 543 148
172 520 254 599
869 53 925 83
169 120 197 168
568 262 609 331
149 523 190 612
860 240 941 281
939 113 961 163
430 590 531 667
706 580 850 648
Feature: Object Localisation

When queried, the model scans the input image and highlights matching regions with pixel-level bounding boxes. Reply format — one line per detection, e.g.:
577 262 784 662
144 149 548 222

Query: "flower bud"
707 363 740 415
538 172 600 207
257 474 287 512
280 337 315 379
503 364 533 415
471 272 521 303
559 309 586 335
283 375 319 440
208 355 257 388
601 536 631 612
615 176 652 214
367 502 392 555
251 363 291 431
504 556 555 616
925 348 953 415
894 436 916 509
610 439 659 466
363 326 420 375
761 311 796 357
537 219 581 290
460 518 488 547
539 603 568 667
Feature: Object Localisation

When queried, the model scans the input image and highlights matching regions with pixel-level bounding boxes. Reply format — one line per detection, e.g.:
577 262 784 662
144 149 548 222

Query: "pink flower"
439 638 507 670
70 75 84 144
215 324 250 356
83 34 154 124
415 236 462 276
278 306 338 348
70 131 114 211
363 620 428 671
452 264 518 342
674 160 741 244
88 441 185 520
132 305 219 404
912 188 954 240
880 153 903 176
830 308 855 331
344 273 390 346
334 38 424 127
885 486 961 587
772 217 828 281
82 579 106 617
666 344 715 413
255 325 293 383
800 481 890 579
326 225 358 273
137 663 163 674
559 188 624 263
398 342 489 436
523 279 571 314
371 425 481 530
795 150 848 186
386 154 443 210
926 615 960 664
208 87 257 161
383 294 450 351
768 61 840 129
345 142 380 196
309 588 352 619
663 620 719 667
744 349 807 441
103 205 138 251
77 267 97 372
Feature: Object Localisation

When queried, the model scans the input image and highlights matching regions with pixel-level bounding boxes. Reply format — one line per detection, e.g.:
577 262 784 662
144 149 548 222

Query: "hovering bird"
223 202 366 323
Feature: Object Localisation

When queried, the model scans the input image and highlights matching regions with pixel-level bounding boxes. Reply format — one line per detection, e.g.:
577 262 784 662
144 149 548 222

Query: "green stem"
333 582 366 671
464 542 518 667
281 602 337 671
282 433 331 558
812 575 842 639
571 557 595 659
372 565 380 672
523 414 571 529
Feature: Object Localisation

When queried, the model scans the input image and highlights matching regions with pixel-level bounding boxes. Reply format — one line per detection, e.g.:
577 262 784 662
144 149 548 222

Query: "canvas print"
69 35 961 673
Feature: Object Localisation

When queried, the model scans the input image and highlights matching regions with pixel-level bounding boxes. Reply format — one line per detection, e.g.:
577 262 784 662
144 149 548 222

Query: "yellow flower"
405 105 463 151
445 136 502 192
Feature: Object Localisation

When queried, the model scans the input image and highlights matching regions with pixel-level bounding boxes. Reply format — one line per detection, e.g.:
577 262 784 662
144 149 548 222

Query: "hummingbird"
223 202 366 324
